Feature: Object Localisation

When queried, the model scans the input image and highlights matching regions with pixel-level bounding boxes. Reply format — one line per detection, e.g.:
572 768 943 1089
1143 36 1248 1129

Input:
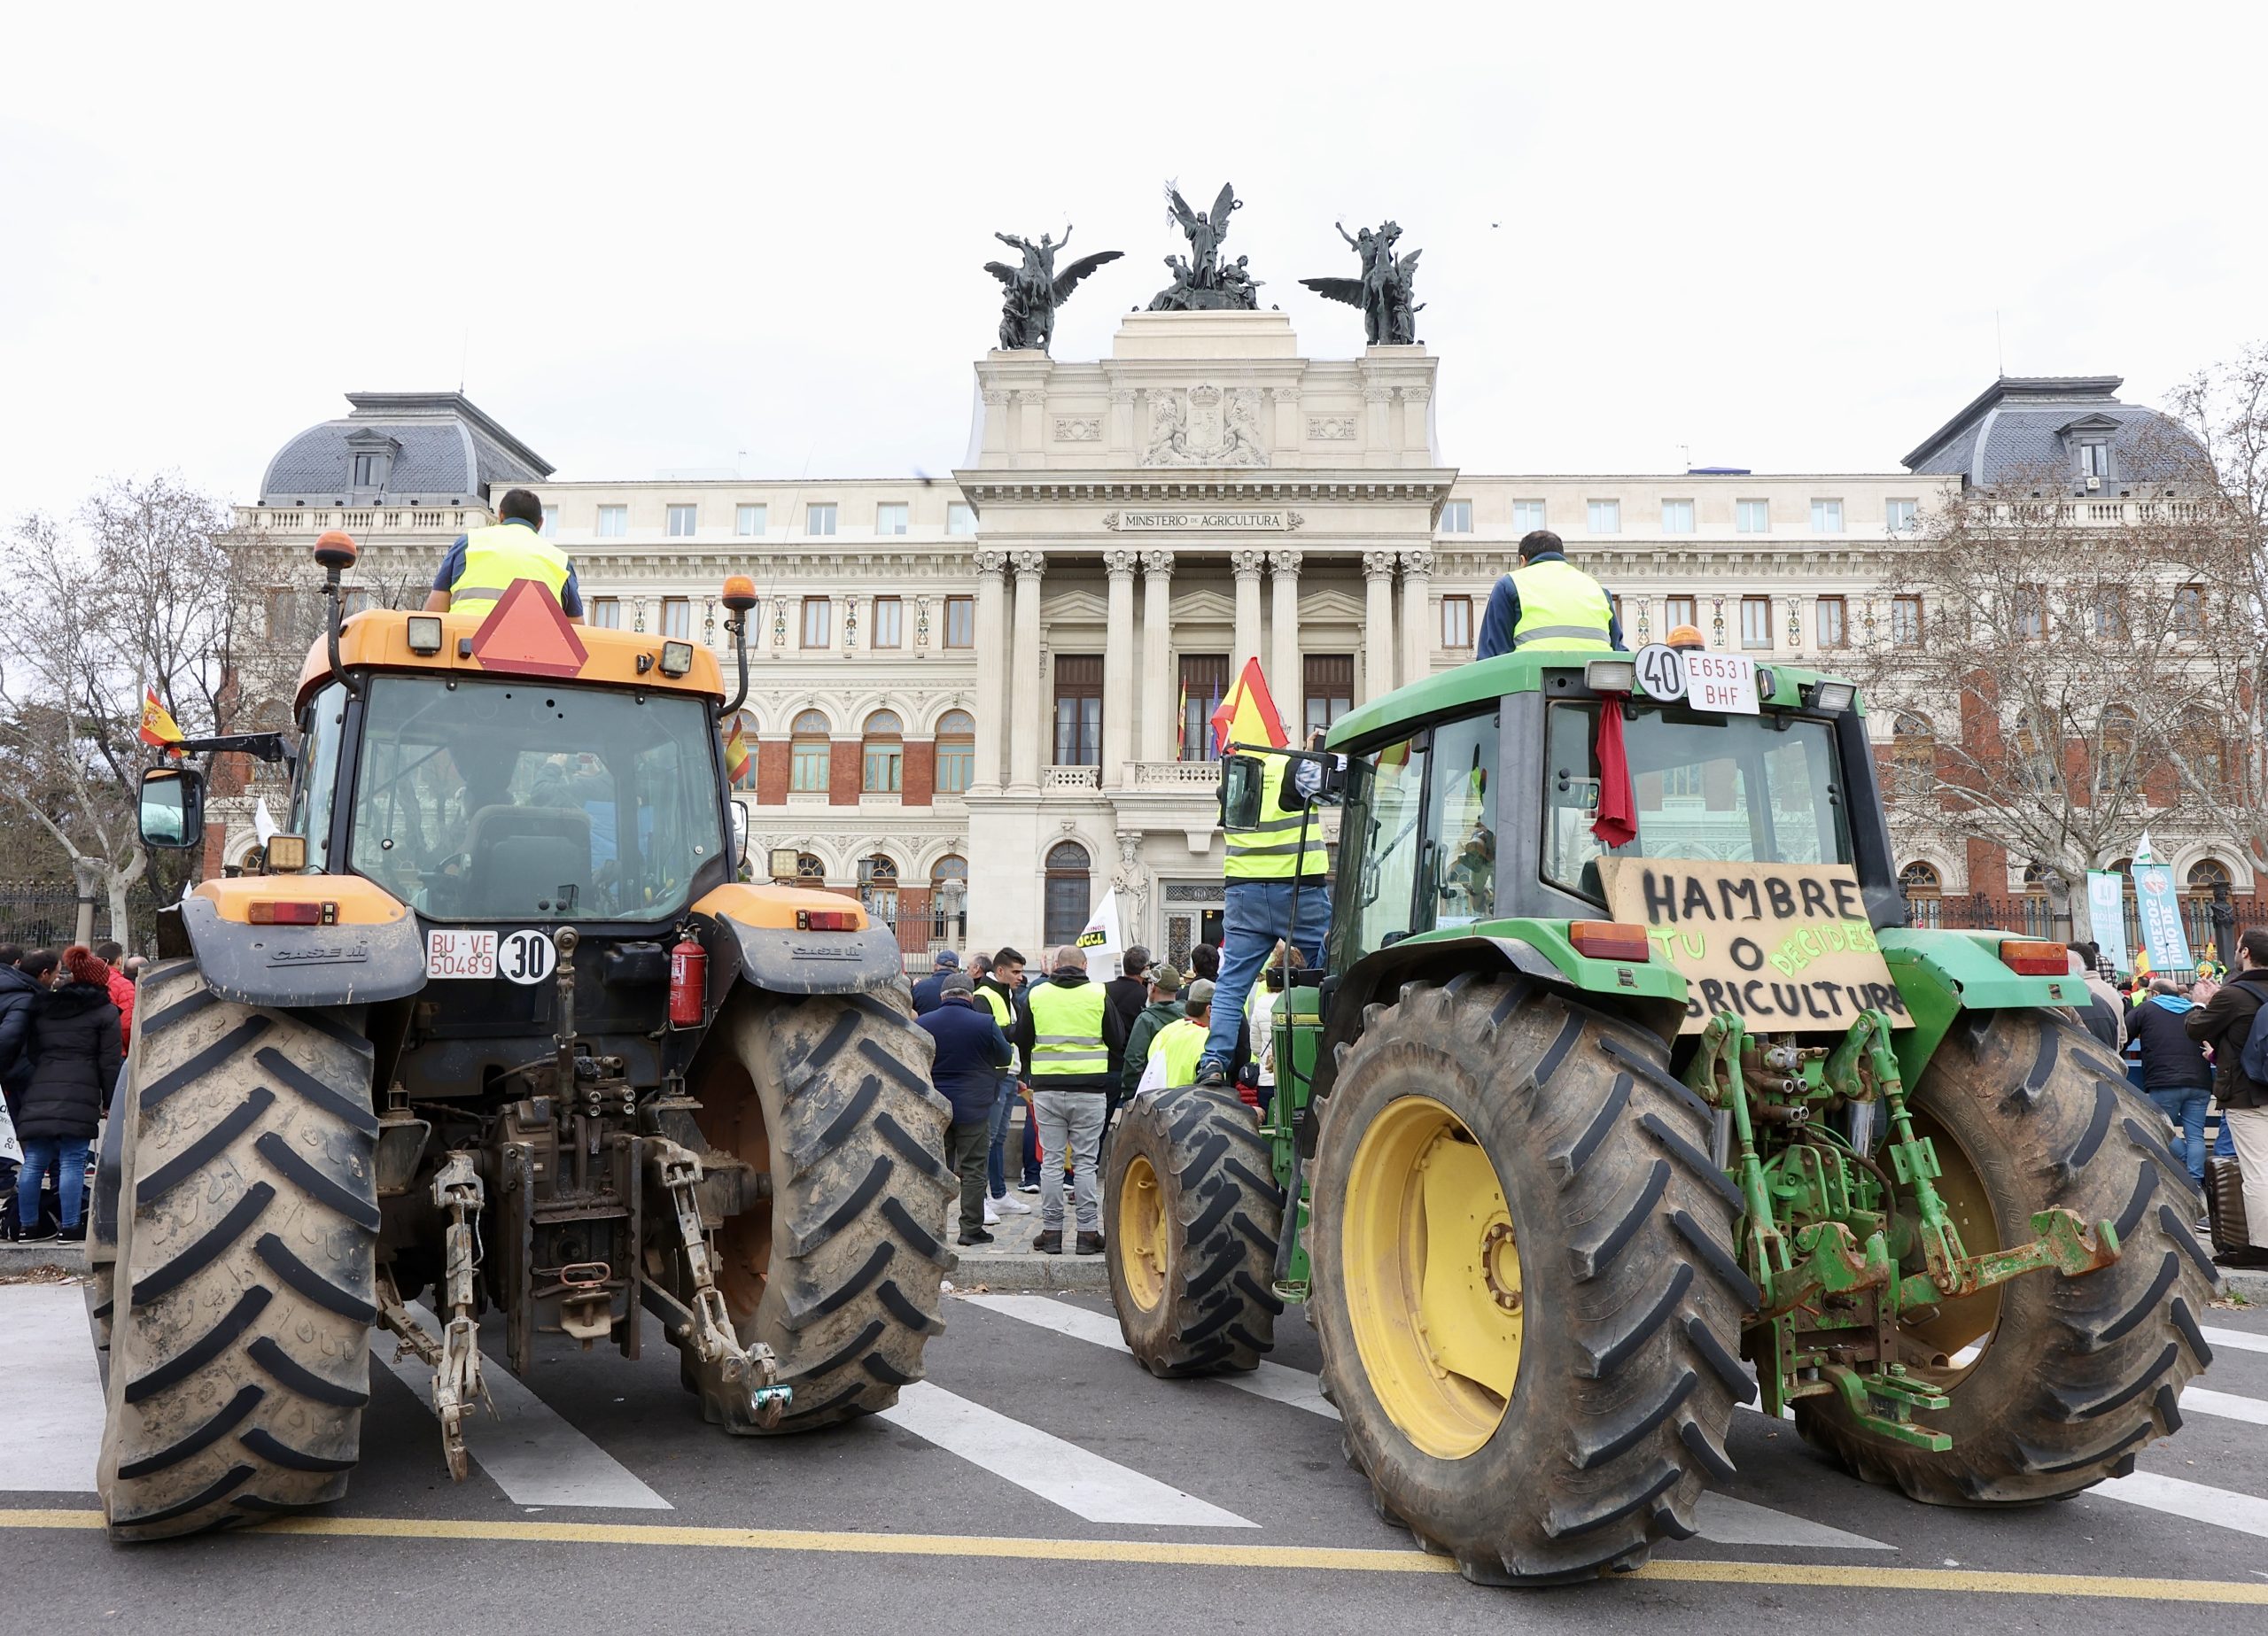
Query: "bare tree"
0 474 259 944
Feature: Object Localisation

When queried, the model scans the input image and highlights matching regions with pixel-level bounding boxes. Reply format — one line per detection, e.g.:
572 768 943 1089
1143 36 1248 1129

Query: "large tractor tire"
1792 1007 2218 1504
1311 976 1752 1587
694 989 953 1430
97 969 379 1541
1103 1083 1282 1376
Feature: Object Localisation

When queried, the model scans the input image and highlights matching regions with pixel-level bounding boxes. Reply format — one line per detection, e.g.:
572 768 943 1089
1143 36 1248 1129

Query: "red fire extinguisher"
669 931 707 1028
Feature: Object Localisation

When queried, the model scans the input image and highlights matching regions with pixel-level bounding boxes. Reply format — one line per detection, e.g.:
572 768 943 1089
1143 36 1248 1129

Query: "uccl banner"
2132 863 2194 973
2085 871 2131 975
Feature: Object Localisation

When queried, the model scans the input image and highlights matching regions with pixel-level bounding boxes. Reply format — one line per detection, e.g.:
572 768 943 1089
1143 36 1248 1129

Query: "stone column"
1269 548 1302 724
971 550 1009 794
1008 550 1045 792
1363 551 1398 702
1231 548 1266 669
1102 548 1138 787
1399 548 1433 686
1139 550 1175 764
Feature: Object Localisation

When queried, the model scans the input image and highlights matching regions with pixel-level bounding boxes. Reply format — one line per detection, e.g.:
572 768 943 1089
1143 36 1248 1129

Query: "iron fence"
1906 891 2264 976
0 879 171 954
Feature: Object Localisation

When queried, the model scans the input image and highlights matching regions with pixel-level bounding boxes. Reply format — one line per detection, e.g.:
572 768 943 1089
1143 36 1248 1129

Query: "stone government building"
232 322 2249 968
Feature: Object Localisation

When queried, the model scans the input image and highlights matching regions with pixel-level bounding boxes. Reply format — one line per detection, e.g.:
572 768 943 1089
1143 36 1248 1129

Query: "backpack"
2233 979 2268 1089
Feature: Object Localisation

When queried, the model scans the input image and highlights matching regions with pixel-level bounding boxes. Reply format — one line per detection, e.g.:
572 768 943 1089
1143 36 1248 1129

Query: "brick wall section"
829 740 859 806
902 739 935 806
1967 838 2008 896
756 740 788 805
896 886 932 953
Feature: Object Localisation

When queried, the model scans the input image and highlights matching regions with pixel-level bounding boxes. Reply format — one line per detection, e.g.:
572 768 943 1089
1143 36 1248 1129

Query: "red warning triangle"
469 579 588 678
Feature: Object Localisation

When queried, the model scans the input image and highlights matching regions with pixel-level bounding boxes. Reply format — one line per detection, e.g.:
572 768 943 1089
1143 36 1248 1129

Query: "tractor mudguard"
1877 926 2080 1088
695 884 908 999
172 883 427 1007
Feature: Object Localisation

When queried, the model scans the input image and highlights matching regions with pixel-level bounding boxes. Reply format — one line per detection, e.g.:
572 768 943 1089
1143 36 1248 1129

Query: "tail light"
796 908 861 932
1999 939 2068 976
1570 920 1651 962
249 900 336 926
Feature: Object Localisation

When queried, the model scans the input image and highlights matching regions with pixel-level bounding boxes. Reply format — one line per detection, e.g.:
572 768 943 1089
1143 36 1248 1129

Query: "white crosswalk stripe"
2182 1386 2268 1427
0 1283 105 1493
2204 1325 2268 1356
878 1381 1258 1527
958 1292 1888 1549
369 1303 670 1509
2093 1469 2268 1539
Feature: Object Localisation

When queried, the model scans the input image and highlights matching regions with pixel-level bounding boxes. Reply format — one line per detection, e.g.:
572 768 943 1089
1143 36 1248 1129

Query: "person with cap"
1012 945 1125 1255
916 970 1014 1247
974 947 1037 1210
911 949 961 1017
1121 965 1185 1097
424 487 586 623
1474 529 1622 660
1137 980 1216 1096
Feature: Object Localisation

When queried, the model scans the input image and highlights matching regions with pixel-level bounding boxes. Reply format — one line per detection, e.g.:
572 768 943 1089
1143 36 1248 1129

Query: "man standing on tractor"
1014 945 1124 1254
1474 528 1621 658
424 488 586 623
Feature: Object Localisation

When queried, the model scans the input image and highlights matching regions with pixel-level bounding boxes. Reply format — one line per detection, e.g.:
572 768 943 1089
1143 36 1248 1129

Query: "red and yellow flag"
1208 656 1289 757
723 715 751 787
138 686 183 750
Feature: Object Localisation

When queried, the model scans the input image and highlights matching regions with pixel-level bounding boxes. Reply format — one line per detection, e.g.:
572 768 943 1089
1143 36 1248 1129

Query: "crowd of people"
911 939 1294 1256
0 940 142 1244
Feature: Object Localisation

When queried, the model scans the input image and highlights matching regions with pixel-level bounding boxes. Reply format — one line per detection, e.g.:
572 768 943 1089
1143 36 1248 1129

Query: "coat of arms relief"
1141 384 1270 467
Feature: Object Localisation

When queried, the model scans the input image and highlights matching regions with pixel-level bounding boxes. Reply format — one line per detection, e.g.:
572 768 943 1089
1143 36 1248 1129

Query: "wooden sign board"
1596 858 1909 1035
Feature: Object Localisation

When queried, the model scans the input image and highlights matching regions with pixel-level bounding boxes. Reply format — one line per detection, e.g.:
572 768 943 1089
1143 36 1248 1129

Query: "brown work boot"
1076 1230 1106 1255
1033 1230 1064 1255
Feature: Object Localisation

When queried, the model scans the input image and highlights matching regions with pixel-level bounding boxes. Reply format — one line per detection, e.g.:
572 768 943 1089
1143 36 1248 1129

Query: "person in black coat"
910 950 961 1016
916 973 1013 1246
0 943 41 1120
13 944 120 1243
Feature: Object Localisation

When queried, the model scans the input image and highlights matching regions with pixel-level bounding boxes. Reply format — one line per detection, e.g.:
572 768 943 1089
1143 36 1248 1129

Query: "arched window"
935 709 975 795
862 710 903 794
858 854 898 923
790 709 831 793
2187 859 2232 895
726 709 759 792
931 854 967 944
795 851 826 882
1899 861 1941 929
1043 841 1091 947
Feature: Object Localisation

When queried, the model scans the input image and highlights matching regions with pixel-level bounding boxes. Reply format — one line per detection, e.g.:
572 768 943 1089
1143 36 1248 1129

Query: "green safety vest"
1026 981 1108 1077
450 522 571 617
1508 558 1613 650
1223 754 1330 881
1147 1018 1208 1087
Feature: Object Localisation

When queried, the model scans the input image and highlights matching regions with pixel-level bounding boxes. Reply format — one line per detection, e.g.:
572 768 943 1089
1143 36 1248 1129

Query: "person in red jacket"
93 940 135 1055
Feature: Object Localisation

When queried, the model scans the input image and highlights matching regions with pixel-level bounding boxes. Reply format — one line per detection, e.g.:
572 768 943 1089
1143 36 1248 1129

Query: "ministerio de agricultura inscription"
1102 509 1304 531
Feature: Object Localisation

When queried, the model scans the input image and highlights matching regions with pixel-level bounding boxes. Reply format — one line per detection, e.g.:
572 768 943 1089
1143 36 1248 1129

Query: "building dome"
1901 376 2201 492
259 391 552 506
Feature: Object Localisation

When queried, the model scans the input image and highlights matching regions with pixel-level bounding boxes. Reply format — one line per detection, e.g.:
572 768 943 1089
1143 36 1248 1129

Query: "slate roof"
1901 376 2198 488
259 392 552 505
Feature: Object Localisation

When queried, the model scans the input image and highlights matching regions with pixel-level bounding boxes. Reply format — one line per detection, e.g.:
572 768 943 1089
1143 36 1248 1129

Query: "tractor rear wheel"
1791 1008 2218 1503
693 989 953 1431
1310 977 1752 1586
97 972 379 1541
1103 1083 1282 1375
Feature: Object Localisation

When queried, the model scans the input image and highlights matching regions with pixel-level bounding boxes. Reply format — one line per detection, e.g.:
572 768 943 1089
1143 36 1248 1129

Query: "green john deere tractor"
1103 647 2218 1587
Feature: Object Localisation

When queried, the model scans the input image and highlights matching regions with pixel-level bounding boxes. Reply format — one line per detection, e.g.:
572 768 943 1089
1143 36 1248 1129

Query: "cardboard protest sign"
1597 858 1909 1034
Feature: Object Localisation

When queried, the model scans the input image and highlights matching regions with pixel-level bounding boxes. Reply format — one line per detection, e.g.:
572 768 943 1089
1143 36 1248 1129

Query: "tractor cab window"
1337 734 1429 963
1420 711 1498 929
290 682 348 867
346 675 725 921
1542 702 1852 903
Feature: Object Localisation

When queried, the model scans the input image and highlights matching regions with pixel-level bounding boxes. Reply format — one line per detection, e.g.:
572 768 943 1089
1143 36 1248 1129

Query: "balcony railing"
236 506 482 534
1043 764 1101 792
1128 761 1224 787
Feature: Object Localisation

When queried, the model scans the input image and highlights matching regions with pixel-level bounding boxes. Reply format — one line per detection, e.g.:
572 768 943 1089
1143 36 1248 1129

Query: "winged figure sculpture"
1302 220 1425 345
1148 183 1262 311
983 225 1123 352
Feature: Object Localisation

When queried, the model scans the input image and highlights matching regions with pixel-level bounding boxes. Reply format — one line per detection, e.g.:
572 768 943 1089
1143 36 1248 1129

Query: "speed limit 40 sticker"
426 928 559 985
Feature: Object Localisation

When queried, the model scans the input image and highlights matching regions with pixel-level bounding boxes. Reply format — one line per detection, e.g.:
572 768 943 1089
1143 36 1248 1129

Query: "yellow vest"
1146 1017 1208 1087
450 522 571 617
1026 981 1108 1077
975 983 1013 1029
1507 558 1613 651
1223 754 1330 881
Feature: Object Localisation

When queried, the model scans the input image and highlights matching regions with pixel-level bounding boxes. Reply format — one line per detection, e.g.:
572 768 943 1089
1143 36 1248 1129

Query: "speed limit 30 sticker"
426 928 559 985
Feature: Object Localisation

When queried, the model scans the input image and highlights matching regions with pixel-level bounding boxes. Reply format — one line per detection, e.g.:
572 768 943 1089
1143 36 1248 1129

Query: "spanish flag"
1208 657 1289 757
138 686 183 751
723 715 751 787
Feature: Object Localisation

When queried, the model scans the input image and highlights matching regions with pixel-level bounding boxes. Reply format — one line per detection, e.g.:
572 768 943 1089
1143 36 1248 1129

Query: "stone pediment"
1297 586 1365 622
1169 588 1236 622
1044 589 1108 623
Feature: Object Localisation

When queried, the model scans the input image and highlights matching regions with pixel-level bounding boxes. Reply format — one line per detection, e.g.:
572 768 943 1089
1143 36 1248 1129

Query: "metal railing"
1906 892 2263 973
0 880 172 952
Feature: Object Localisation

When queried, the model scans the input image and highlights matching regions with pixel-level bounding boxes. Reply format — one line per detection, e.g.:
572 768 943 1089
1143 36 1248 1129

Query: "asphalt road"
4 1271 2266 1634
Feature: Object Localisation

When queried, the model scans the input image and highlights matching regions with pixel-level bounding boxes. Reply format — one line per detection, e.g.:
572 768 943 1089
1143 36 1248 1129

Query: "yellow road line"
5 1509 2265 1603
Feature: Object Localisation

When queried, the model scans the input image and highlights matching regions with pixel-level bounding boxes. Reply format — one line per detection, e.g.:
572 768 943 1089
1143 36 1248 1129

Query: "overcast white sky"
4 1 2260 522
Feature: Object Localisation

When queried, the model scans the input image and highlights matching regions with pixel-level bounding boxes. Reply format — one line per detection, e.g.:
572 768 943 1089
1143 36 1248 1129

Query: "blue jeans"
1203 878 1333 1071
986 1074 1018 1199
18 1136 89 1231
2150 1088 2210 1184
2216 1105 2236 1159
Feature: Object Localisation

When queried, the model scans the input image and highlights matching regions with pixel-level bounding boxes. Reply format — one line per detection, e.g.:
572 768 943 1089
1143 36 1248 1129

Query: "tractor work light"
1803 679 1856 714
1999 939 2069 976
406 616 444 655
1569 920 1651 962
264 834 307 872
660 640 695 677
1584 658 1638 694
248 899 336 926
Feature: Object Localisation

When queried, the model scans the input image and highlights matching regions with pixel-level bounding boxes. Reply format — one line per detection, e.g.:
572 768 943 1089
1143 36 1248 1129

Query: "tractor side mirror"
1220 755 1264 831
139 765 204 850
730 798 750 861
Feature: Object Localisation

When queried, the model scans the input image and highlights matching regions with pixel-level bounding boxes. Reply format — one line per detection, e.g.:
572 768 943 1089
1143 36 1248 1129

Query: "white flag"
1076 885 1126 968
254 798 278 846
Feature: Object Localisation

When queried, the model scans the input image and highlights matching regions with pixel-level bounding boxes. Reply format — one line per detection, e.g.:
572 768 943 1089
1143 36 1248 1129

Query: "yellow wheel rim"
1118 1154 1169 1313
1899 1109 2002 1384
1341 1096 1521 1460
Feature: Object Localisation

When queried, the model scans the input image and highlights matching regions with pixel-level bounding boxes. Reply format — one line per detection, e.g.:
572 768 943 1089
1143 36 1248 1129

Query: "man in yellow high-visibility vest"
1474 529 1619 658
1011 945 1125 1256
1137 979 1215 1095
1198 741 1331 1088
425 489 586 624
